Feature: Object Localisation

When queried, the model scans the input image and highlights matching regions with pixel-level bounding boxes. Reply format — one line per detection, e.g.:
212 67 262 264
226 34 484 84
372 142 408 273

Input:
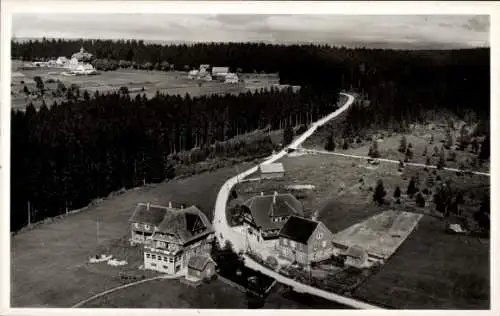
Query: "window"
283 239 288 245
134 223 140 229
290 241 296 248
152 255 156 260
313 243 318 251
317 232 323 240
169 258 174 263
322 241 327 248
163 265 168 269
146 253 150 258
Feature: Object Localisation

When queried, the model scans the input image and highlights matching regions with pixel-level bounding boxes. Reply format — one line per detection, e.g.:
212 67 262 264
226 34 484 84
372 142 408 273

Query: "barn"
259 163 285 179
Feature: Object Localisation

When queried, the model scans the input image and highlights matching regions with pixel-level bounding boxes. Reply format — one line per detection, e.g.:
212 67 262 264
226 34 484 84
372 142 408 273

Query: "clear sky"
12 14 489 49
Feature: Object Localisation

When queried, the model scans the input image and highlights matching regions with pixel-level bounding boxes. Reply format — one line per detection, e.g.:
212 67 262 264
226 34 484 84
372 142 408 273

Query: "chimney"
261 192 264 197
147 203 150 211
273 191 278 204
168 201 172 208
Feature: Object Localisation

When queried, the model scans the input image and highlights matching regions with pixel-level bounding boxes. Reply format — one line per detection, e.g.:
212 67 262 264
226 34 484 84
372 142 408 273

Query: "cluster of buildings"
187 64 239 84
126 161 370 284
128 202 216 284
241 162 371 269
29 47 97 76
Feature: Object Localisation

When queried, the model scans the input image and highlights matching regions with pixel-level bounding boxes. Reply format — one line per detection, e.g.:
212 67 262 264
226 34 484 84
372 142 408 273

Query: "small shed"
259 163 285 179
344 245 369 269
187 255 216 280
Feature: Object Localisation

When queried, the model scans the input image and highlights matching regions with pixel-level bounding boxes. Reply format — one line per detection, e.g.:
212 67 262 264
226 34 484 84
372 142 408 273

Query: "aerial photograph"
7 10 490 311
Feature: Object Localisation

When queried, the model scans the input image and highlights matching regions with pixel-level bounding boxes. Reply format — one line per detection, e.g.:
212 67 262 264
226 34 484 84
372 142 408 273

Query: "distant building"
187 255 216 281
131 203 214 275
224 73 239 84
343 245 369 269
71 47 94 63
188 69 199 79
199 64 210 72
241 191 303 241
277 215 334 265
259 163 285 179
212 66 229 79
56 56 68 67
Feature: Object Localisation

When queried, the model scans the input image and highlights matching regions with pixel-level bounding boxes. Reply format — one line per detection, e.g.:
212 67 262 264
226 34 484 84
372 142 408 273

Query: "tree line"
11 87 338 231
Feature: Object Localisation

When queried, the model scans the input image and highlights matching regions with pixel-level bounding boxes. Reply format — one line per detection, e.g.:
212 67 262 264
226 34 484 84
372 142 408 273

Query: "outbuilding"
259 163 285 179
187 255 216 281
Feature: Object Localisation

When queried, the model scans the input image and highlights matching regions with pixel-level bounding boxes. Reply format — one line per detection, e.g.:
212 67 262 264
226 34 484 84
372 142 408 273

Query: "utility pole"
96 220 100 246
27 201 31 226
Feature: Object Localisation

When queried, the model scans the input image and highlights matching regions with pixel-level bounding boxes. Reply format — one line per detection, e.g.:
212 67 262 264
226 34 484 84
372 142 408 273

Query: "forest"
11 87 337 231
11 39 490 231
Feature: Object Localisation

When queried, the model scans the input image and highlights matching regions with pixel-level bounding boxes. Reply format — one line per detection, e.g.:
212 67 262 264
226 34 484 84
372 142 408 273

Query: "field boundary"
300 148 490 177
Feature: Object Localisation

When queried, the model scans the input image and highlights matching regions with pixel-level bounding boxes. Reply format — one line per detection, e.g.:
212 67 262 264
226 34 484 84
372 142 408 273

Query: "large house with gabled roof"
129 202 214 275
240 191 304 241
277 215 334 266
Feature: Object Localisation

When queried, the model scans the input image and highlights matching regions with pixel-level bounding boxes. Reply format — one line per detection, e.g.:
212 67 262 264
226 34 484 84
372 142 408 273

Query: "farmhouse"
129 202 171 244
240 191 304 241
343 245 370 269
56 56 68 67
186 255 216 282
259 163 285 179
71 47 94 62
141 204 214 275
277 215 334 265
212 66 229 79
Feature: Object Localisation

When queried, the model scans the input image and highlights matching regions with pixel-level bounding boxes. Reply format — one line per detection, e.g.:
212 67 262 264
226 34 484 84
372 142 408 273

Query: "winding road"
212 92 384 310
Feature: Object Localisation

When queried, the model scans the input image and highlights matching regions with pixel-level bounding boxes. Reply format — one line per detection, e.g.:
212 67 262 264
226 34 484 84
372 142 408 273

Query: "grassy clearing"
11 162 254 307
10 65 280 109
236 153 489 308
303 114 489 174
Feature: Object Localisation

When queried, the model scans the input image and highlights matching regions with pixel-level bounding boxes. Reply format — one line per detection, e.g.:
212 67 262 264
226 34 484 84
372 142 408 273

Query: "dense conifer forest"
11 39 490 231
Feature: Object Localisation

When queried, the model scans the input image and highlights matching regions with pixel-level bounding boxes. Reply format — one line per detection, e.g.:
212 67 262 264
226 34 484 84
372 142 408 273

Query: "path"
72 274 182 308
300 148 490 177
213 93 384 309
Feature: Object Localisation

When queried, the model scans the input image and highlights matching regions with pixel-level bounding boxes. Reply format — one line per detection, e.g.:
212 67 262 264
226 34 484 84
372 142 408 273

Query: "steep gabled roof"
279 215 319 244
156 205 213 244
128 203 169 226
188 255 215 271
243 193 303 230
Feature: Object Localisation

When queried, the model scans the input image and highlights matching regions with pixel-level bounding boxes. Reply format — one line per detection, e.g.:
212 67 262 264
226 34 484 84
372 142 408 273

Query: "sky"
12 14 490 49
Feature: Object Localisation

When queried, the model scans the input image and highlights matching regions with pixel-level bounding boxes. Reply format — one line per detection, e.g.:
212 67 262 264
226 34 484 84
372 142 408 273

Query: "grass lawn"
81 278 349 309
11 162 254 307
354 215 490 309
236 152 490 309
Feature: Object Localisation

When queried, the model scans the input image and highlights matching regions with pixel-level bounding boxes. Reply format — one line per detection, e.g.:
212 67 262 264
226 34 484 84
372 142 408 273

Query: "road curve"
213 93 383 310
301 148 490 177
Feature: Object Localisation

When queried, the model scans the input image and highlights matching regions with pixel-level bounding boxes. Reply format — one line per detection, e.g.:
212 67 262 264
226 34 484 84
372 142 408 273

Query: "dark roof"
128 203 169 226
243 193 303 230
156 205 213 244
188 255 214 271
279 215 319 244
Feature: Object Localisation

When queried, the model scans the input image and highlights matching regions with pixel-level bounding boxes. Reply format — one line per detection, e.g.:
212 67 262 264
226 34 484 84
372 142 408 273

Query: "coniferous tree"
373 179 386 206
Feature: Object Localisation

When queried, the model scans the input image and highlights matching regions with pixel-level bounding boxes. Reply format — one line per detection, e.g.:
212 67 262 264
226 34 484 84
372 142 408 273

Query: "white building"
56 57 68 67
188 70 199 79
224 73 239 84
67 57 96 75
212 66 229 79
259 163 285 179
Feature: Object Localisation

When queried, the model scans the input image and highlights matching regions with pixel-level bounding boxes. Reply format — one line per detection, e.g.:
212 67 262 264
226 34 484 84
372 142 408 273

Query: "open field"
236 152 489 308
10 61 281 109
11 162 255 307
303 113 490 174
332 211 422 260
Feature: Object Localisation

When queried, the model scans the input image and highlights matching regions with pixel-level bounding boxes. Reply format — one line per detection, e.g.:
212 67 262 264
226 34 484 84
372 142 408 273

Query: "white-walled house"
224 73 239 84
129 202 214 275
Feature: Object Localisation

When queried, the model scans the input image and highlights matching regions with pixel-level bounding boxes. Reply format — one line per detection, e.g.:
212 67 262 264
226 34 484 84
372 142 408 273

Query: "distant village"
24 47 98 76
